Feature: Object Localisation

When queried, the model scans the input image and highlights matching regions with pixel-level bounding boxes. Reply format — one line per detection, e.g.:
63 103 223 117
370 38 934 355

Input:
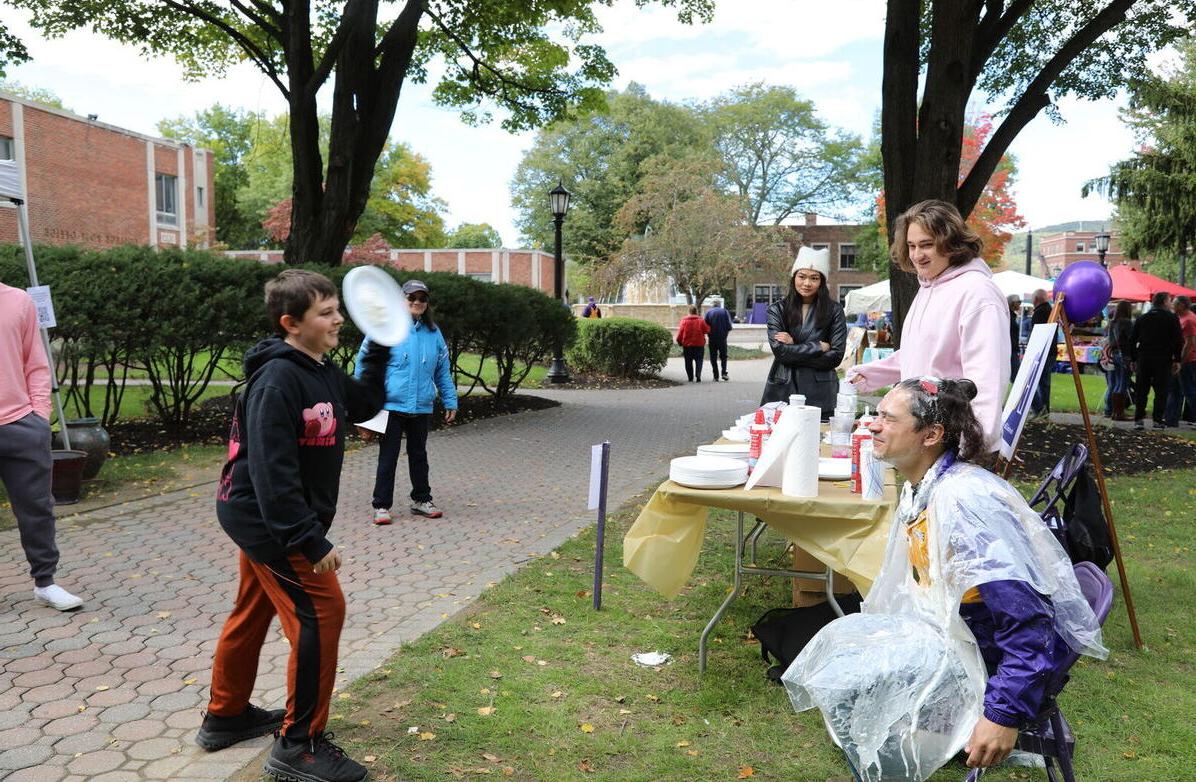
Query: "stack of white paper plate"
697 443 750 462
721 428 749 442
669 455 748 489
818 457 852 481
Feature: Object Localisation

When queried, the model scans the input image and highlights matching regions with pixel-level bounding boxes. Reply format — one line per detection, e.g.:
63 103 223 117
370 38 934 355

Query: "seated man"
783 377 1106 782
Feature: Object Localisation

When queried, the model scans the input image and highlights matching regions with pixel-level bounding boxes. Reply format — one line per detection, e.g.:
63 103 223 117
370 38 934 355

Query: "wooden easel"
997 294 1144 650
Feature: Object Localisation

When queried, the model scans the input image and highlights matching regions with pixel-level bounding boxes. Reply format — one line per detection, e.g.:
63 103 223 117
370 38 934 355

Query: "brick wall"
0 95 213 250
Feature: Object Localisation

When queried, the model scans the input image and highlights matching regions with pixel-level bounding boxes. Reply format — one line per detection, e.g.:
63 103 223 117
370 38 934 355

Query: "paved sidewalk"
0 357 772 781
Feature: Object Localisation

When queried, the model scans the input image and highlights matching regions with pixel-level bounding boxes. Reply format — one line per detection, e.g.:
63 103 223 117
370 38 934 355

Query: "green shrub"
567 317 671 377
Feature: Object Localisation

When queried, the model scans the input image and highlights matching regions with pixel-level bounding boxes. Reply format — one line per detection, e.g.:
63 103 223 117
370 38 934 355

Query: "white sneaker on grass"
34 584 83 611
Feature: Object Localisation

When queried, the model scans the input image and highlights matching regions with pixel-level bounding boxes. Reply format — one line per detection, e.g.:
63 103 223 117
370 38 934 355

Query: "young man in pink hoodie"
0 281 83 611
847 201 1010 449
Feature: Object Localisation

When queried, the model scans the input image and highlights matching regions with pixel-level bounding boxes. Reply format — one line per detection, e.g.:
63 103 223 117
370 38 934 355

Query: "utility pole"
1024 230 1032 276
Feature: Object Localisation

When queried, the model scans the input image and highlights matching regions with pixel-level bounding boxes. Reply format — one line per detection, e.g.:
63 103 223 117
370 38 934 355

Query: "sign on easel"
999 323 1058 459
26 285 57 329
589 441 611 610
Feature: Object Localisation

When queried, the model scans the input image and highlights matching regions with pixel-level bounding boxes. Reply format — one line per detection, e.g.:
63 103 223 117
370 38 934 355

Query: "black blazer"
761 298 848 417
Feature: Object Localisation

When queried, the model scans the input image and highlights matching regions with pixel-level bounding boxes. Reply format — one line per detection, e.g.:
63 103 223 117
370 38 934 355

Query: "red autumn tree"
877 114 1026 265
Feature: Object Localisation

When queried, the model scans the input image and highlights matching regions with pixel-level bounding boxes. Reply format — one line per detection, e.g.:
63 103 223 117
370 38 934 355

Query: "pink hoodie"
848 258 1010 448
0 283 52 426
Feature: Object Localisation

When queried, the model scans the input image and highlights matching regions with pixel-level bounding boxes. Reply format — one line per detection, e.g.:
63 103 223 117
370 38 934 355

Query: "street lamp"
1095 231 1111 267
546 181 572 383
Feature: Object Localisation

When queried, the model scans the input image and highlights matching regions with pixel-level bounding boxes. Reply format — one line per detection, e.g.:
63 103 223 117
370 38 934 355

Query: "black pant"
372 412 432 507
682 346 705 380
708 339 728 378
0 413 60 586
1135 356 1173 424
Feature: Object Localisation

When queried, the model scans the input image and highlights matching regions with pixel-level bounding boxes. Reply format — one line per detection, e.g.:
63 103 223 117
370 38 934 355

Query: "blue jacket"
355 320 458 415
704 306 734 341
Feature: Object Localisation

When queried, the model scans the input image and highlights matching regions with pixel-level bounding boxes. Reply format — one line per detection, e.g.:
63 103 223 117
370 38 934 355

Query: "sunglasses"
407 294 428 303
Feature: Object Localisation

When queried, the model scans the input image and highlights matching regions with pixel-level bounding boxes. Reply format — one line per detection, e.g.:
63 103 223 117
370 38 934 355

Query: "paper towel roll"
781 405 820 497
860 440 885 500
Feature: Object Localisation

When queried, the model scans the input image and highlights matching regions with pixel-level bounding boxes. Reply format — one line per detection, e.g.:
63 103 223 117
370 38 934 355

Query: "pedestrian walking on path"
676 305 710 382
0 280 83 612
202 270 387 782
355 279 457 525
1164 295 1196 428
704 298 734 381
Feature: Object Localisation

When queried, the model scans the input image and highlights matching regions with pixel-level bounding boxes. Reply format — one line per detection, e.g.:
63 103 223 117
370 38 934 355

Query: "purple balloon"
1054 261 1112 323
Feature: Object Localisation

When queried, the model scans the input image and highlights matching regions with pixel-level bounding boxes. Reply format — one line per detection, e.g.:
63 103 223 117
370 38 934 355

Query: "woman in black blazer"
761 246 848 418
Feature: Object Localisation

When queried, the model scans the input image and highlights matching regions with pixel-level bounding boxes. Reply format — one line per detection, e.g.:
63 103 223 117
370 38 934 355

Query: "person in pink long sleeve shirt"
846 201 1010 449
0 281 83 610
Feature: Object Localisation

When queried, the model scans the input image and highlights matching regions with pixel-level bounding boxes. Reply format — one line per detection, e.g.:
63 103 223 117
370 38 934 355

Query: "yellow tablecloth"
623 476 896 598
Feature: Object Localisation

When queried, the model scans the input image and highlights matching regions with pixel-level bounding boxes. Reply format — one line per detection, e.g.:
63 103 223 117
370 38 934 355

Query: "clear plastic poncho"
782 456 1107 781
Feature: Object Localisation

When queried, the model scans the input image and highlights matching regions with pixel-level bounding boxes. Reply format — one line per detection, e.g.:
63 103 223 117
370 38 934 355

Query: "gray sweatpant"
0 412 59 586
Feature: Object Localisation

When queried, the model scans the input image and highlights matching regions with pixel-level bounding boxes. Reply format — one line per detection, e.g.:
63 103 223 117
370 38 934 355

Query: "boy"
197 270 387 782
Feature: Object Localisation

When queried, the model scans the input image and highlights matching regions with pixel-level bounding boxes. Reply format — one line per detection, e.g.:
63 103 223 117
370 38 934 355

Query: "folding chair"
1028 443 1090 554
966 561 1114 782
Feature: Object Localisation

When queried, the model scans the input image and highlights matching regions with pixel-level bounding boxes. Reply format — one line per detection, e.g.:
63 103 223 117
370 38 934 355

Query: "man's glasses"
407 294 428 303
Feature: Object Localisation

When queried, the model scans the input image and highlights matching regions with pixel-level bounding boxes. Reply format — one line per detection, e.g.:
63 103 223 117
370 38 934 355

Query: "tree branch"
970 0 1034 83
959 0 1137 213
229 0 281 42
158 0 288 97
309 1 357 95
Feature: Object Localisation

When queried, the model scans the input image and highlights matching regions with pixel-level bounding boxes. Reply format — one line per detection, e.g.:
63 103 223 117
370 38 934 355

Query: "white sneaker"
34 584 83 611
372 507 393 526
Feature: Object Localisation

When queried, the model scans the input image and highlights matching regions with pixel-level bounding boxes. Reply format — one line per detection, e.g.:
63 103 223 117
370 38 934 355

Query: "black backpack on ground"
751 594 862 683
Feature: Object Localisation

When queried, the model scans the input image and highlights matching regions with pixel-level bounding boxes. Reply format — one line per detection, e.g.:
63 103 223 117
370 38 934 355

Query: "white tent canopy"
991 270 1053 300
843 279 892 316
843 269 1054 316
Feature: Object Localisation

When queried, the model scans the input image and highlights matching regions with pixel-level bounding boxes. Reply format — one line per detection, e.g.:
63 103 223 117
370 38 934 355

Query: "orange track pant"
208 550 345 740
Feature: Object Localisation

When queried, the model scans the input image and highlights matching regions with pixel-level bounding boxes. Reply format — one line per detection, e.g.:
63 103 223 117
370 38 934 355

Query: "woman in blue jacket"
355 279 458 523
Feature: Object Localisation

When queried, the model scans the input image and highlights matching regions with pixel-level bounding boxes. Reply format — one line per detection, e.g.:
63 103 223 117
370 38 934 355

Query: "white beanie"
791 245 830 278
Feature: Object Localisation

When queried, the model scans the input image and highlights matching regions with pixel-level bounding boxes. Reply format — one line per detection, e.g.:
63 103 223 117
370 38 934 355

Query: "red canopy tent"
1108 264 1196 301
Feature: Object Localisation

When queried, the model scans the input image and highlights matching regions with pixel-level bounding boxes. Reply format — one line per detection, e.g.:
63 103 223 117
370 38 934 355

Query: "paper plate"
670 455 748 488
697 443 750 459
818 457 852 481
722 428 749 442
343 265 411 346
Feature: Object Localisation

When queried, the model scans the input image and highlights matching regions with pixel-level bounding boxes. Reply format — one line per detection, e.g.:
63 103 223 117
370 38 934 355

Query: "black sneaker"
264 732 367 782
1134 419 1145 429
195 703 285 750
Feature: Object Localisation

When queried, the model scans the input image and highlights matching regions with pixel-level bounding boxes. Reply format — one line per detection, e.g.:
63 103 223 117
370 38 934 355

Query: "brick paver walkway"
0 357 773 781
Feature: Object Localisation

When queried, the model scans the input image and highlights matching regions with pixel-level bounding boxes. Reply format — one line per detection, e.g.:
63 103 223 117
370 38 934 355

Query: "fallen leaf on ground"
363 755 377 763
737 766 755 778
419 731 436 741
157 611 171 619
521 655 536 663
489 670 503 679
442 647 464 658
580 723 594 733
550 615 566 625
645 694 659 702
578 760 594 773
478 707 495 716
482 753 501 763
444 713 456 723
550 691 563 699
676 740 690 747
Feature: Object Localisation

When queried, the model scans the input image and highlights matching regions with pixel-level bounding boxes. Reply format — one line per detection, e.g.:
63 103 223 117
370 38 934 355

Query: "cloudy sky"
4 1 1136 245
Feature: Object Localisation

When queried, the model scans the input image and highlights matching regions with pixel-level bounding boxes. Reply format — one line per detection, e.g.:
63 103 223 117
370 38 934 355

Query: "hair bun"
955 378 978 401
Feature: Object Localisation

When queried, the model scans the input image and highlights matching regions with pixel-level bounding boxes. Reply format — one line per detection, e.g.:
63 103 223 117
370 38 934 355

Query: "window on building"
839 243 858 270
155 173 178 226
467 272 493 283
0 136 13 160
196 185 205 208
1075 242 1084 252
838 285 863 305
811 243 830 252
752 284 783 305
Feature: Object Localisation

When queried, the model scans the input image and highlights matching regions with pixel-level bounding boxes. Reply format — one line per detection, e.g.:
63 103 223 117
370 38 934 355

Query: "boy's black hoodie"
216 337 387 564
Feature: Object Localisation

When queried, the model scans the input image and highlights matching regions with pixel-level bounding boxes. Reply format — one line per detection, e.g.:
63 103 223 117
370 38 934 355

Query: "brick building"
225 247 558 297
1038 227 1132 277
0 92 215 249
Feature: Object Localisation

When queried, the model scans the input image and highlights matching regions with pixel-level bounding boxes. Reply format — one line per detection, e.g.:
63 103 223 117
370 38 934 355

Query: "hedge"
566 317 672 377
0 244 576 435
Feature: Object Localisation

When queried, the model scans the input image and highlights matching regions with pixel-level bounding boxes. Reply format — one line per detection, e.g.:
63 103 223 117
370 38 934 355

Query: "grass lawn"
307 467 1195 782
1046 370 1109 415
669 344 771 360
453 353 550 391
55 382 234 426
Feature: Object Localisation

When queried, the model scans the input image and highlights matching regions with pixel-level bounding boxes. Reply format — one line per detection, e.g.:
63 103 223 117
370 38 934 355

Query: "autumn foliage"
878 114 1026 265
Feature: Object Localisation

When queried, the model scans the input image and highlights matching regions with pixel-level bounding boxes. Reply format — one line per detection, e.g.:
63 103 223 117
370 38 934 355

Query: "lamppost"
546 181 572 383
1095 231 1111 267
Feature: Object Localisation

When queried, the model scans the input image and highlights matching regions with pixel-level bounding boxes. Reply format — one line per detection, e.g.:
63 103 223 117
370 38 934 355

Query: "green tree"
1085 37 1196 286
158 104 265 248
7 0 713 265
613 155 790 305
703 82 864 225
0 79 66 109
881 1 1196 341
444 222 503 248
511 83 709 271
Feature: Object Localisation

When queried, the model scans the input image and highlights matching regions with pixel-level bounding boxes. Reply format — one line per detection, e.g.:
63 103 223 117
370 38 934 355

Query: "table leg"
824 565 845 618
747 518 767 565
699 511 746 674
